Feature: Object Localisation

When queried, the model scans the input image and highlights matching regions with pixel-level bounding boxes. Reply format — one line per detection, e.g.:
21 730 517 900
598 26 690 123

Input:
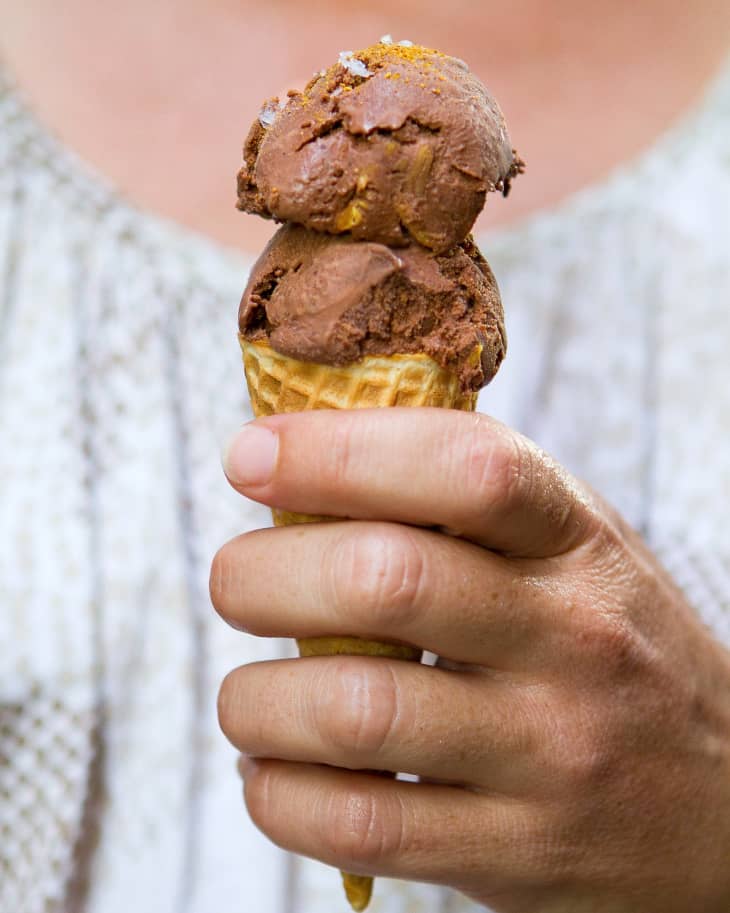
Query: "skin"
212 410 730 911
3 1 730 907
1 0 730 251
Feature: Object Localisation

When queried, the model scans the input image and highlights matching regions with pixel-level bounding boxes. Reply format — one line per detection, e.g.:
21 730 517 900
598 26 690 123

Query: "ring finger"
219 655 545 792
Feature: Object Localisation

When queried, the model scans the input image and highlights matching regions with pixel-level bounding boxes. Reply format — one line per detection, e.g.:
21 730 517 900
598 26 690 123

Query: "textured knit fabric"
0 56 729 913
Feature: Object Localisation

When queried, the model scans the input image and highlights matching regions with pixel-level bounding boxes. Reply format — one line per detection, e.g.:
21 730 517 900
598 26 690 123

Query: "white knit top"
1 57 729 913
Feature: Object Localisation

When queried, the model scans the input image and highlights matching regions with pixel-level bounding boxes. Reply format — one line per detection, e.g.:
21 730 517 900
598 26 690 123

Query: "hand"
211 408 730 912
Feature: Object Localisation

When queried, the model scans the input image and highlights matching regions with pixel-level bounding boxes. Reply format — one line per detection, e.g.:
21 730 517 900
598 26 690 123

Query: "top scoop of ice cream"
237 42 522 254
239 224 506 392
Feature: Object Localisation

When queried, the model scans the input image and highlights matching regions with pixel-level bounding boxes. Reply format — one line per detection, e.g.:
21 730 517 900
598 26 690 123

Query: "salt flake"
258 101 278 128
380 34 393 45
338 51 372 79
398 39 414 47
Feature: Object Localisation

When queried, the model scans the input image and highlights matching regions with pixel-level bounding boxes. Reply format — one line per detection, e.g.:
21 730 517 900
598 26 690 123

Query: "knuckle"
331 527 426 631
501 435 536 510
576 515 627 573
326 415 359 488
545 699 618 800
546 476 591 552
596 619 642 674
539 454 599 552
559 725 615 795
324 788 406 868
318 659 400 759
464 424 534 518
569 547 654 679
578 610 648 682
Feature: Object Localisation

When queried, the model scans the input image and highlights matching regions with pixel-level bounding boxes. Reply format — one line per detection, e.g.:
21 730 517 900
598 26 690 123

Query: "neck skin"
1 0 729 255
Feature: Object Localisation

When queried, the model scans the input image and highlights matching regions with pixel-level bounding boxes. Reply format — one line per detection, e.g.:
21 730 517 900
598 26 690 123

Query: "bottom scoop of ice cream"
239 225 506 392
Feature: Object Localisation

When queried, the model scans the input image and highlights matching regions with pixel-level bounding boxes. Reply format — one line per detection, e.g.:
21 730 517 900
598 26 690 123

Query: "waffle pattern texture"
241 338 478 414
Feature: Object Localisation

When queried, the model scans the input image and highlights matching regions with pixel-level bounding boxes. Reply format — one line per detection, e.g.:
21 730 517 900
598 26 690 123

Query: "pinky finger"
239 757 546 895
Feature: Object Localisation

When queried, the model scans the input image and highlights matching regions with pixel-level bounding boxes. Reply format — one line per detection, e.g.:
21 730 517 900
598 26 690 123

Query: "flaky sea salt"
398 39 414 47
258 101 278 128
338 51 372 79
380 34 393 45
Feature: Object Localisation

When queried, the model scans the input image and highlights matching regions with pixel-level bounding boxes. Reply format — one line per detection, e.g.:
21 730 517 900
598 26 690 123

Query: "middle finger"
211 520 565 669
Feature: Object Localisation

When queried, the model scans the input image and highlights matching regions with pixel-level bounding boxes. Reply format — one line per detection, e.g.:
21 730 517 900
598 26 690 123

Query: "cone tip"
342 872 373 911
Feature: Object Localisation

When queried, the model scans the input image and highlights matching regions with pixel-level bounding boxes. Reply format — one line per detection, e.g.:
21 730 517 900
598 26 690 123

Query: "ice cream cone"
240 336 477 910
241 337 478 415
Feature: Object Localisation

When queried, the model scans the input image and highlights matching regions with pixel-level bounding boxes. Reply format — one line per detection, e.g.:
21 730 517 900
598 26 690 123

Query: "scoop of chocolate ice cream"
239 224 506 392
237 42 523 254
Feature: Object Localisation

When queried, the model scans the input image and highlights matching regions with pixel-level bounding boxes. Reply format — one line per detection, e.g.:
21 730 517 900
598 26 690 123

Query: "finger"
239 758 549 893
211 520 563 668
218 656 541 791
223 409 599 558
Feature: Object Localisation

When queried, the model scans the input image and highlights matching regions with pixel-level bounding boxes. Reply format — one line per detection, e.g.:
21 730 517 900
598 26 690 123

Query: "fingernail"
223 423 278 487
237 754 260 779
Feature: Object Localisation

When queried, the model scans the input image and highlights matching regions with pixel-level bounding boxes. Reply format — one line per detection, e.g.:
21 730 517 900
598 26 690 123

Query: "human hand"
211 408 730 913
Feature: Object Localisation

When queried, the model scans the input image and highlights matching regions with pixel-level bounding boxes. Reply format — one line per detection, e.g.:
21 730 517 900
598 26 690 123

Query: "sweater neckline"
1 55 729 273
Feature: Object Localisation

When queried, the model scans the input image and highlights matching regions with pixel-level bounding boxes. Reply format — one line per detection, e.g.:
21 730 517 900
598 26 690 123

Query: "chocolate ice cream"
240 224 506 393
238 41 523 254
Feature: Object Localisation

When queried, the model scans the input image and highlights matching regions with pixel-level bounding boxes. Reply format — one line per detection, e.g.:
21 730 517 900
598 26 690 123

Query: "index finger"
223 408 599 558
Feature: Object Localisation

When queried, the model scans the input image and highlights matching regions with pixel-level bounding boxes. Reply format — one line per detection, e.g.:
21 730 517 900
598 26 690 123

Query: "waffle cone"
240 337 477 910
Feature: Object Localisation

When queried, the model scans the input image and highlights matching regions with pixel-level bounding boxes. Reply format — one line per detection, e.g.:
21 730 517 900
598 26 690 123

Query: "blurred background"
1 0 728 255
